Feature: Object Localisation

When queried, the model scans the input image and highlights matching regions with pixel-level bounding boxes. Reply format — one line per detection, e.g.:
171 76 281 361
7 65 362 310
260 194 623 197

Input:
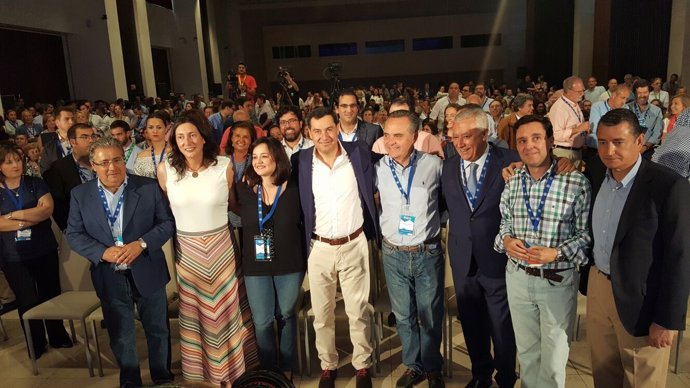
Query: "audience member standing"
157 111 259 385
588 108 690 387
0 143 72 359
66 137 174 388
495 115 591 388
133 112 171 178
548 76 589 164
292 107 378 388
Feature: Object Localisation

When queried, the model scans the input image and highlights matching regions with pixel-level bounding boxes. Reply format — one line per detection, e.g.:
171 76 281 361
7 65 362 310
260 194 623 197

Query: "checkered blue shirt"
494 161 592 269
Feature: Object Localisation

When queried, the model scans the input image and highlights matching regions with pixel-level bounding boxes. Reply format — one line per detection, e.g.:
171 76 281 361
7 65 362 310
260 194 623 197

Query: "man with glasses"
276 105 313 160
548 76 590 164
67 137 175 388
335 89 382 148
44 123 97 231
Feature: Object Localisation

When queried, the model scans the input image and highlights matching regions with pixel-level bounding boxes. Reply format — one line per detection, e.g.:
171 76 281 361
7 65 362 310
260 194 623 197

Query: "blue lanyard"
520 168 556 232
75 163 92 183
97 185 126 234
338 131 358 142
257 184 282 234
231 153 249 182
633 103 649 127
604 101 610 112
150 143 166 175
388 151 417 205
460 149 493 209
2 178 24 211
561 97 582 123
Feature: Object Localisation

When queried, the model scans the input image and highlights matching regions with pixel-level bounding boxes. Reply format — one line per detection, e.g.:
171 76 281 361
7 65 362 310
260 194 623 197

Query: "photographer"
278 68 300 107
226 62 257 102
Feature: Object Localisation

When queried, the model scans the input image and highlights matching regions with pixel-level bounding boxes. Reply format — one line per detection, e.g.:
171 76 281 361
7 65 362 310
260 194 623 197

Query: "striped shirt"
494 161 592 269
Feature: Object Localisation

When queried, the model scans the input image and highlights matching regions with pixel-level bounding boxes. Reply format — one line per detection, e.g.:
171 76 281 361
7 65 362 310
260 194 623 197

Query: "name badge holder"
97 185 129 271
255 184 282 262
521 169 556 267
389 153 417 236
3 178 31 242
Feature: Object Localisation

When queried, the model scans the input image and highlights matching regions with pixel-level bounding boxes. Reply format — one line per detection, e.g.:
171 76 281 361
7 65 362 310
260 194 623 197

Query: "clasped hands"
503 236 557 264
102 241 143 265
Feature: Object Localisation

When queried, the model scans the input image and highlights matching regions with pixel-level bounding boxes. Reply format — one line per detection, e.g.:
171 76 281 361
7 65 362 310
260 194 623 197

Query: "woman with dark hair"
157 110 258 385
0 143 72 359
133 112 172 178
227 121 257 231
236 137 305 377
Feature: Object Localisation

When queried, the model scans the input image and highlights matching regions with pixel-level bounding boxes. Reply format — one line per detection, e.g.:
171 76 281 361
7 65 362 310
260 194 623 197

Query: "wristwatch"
555 248 564 261
138 238 147 250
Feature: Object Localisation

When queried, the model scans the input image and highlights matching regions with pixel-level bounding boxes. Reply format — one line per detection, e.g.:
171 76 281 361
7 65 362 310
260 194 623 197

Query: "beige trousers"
308 233 373 370
587 267 672 388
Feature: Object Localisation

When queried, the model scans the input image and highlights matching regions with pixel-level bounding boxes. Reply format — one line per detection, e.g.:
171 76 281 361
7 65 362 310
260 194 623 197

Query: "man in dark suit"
43 123 97 230
587 109 690 388
335 89 383 148
66 137 175 388
291 107 379 388
442 105 519 388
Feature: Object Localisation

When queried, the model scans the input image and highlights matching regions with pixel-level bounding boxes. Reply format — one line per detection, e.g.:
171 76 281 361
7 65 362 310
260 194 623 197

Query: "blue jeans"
382 243 444 373
244 271 305 372
93 265 171 386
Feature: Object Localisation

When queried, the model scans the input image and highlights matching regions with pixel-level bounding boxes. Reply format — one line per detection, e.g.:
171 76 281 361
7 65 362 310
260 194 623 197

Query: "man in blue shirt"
586 84 630 148
627 80 663 158
208 100 234 145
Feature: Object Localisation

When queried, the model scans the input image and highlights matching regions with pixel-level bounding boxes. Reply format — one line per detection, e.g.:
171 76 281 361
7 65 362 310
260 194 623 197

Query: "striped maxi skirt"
175 225 259 385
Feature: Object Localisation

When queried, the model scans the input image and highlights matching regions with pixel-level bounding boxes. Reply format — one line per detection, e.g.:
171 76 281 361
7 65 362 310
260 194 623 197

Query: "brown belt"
312 226 363 246
512 260 572 283
383 237 441 252
554 145 582 151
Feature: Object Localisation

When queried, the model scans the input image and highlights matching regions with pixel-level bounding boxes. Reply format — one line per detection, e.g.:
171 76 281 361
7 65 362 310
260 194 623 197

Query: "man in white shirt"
110 120 143 174
584 76 606 102
598 78 619 102
429 82 466 131
255 94 276 130
475 82 495 113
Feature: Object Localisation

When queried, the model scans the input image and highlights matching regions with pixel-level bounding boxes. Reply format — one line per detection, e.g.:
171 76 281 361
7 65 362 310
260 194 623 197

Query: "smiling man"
587 109 690 388
277 105 313 160
335 89 382 147
375 110 444 388
292 107 379 388
66 137 175 388
494 115 591 388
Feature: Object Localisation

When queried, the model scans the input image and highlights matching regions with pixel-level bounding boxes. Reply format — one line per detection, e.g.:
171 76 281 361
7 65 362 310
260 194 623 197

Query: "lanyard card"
15 228 31 242
399 204 415 235
254 235 273 262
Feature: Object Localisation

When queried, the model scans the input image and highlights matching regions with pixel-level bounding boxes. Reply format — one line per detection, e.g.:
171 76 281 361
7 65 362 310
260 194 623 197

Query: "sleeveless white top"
165 156 230 233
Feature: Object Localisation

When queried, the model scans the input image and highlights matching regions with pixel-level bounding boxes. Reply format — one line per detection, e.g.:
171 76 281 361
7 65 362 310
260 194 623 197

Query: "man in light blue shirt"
208 100 234 145
587 85 630 148
374 110 445 388
109 120 143 174
627 80 663 157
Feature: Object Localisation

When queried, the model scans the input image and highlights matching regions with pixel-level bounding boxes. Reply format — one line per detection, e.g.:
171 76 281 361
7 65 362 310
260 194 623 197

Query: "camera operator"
226 62 257 102
278 68 301 107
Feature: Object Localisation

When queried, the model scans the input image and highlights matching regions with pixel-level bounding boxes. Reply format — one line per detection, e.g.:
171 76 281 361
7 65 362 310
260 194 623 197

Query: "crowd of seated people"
0 68 688 388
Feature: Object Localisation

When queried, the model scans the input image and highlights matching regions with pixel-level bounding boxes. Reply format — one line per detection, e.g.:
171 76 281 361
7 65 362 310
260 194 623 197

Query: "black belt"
511 260 573 283
383 236 441 253
554 145 582 151
596 267 611 281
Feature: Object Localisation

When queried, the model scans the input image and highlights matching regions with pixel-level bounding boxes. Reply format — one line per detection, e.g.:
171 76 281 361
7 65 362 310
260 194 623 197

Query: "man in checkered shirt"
494 115 591 388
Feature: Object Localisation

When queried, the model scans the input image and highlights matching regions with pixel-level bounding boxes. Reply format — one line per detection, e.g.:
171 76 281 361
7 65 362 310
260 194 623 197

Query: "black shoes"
396 368 425 387
427 372 445 388
464 378 492 388
318 368 338 388
355 368 372 388
49 337 74 349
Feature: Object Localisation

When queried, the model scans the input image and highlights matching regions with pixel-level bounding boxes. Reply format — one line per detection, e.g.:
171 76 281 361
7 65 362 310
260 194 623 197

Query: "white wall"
0 0 120 100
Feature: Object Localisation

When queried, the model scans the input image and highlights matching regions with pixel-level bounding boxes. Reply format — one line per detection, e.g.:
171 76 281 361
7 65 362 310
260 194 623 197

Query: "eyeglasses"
92 158 125 167
338 103 359 110
77 134 98 141
279 118 299 127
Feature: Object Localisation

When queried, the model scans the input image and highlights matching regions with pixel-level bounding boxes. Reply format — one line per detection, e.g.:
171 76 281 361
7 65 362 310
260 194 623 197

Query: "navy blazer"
66 174 175 297
601 158 690 336
292 141 379 255
355 120 383 148
442 144 520 278
43 154 82 231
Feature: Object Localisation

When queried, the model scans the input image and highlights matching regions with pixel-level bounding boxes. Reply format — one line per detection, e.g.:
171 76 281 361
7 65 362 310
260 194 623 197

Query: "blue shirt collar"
605 154 642 188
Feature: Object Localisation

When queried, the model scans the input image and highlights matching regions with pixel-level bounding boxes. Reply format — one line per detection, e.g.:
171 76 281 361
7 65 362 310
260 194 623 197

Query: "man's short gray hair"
387 110 419 135
563 76 583 91
454 105 488 131
89 136 124 163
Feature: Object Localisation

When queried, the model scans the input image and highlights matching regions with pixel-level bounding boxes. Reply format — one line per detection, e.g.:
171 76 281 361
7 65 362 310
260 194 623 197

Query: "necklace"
187 162 204 178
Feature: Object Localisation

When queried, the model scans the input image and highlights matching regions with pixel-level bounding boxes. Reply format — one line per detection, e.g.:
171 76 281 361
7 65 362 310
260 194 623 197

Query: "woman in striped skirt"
157 110 259 385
